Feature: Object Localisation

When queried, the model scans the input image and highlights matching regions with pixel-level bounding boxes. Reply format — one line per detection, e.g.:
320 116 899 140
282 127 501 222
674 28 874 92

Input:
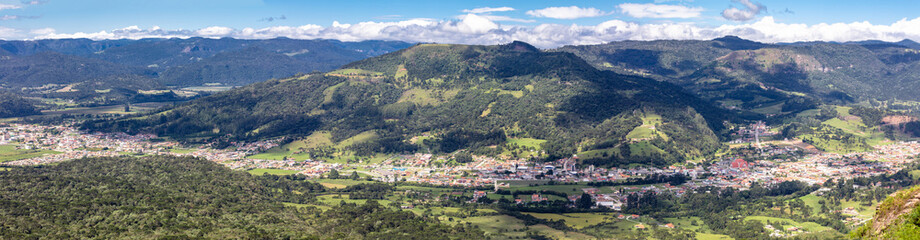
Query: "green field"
247 130 382 162
448 215 594 240
626 113 667 140
168 148 197 154
799 194 877 218
744 215 833 233
247 168 300 175
314 179 376 189
507 138 546 149
328 68 384 76
524 212 613 229
0 145 61 163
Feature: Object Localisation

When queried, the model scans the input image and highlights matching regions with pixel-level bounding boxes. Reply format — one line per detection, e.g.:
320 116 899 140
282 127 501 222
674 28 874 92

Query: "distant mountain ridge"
557 36 920 117
0 38 413 103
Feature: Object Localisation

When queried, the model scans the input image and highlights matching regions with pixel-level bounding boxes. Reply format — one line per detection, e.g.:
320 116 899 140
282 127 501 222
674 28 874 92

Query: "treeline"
587 173 689 187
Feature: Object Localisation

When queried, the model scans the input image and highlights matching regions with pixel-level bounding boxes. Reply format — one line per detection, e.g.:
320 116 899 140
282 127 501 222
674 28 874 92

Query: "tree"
349 171 360 180
328 169 340 179
576 193 594 209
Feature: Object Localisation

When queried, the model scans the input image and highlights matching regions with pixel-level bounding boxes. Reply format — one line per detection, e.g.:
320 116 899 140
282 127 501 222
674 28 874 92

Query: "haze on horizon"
1 0 919 48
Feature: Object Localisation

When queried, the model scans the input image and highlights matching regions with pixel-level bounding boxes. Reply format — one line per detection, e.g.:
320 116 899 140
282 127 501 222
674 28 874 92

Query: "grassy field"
626 113 667 140
507 138 546 150
314 179 376 189
328 68 384 76
524 212 613 229
0 145 61 163
246 130 382 162
448 215 594 240
744 216 833 233
799 194 877 218
247 168 300 175
168 148 197 154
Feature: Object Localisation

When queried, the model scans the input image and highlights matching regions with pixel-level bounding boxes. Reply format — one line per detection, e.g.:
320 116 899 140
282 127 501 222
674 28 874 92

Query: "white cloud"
0 3 21 10
0 26 21 39
722 0 765 21
28 27 53 35
462 7 514 14
618 3 703 19
478 15 535 23
25 16 920 49
196 26 234 36
526 6 605 19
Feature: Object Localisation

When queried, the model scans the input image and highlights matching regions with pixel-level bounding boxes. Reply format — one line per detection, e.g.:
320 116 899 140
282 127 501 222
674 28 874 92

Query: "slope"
82 41 730 167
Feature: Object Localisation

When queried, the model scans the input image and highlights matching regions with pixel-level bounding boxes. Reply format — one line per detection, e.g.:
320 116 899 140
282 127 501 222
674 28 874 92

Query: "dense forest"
0 156 484 239
82 41 732 167
0 92 41 118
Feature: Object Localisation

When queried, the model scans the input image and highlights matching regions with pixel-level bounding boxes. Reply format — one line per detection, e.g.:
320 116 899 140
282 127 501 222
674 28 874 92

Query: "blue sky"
1 0 919 48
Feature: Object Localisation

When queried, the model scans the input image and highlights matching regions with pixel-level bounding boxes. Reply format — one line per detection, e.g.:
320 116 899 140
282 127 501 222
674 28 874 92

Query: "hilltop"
83 41 730 167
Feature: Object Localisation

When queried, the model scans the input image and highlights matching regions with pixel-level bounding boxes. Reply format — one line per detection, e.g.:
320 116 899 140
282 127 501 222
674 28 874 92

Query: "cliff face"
852 186 920 239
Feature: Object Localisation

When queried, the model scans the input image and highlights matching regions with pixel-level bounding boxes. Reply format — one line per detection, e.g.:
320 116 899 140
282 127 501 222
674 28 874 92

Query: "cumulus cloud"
21 0 47 5
618 3 703 18
462 7 515 14
722 0 765 21
526 6 605 19
26 15 920 49
2 15 40 20
0 3 21 10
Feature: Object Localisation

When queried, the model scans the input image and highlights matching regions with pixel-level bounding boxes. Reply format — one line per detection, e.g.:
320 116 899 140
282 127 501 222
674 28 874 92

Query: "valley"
4 38 920 239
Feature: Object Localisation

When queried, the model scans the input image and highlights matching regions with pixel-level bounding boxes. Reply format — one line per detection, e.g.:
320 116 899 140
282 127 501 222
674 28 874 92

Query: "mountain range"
0 38 412 104
558 36 920 117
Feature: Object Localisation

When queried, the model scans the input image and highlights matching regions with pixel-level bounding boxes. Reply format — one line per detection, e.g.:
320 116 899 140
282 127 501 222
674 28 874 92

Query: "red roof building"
731 158 750 169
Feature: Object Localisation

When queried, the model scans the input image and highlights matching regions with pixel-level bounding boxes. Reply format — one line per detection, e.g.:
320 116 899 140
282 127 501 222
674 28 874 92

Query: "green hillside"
558 37 920 118
83 41 730 167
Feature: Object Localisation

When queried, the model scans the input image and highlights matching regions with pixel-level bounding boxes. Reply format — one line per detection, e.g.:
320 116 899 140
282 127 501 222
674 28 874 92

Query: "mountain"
557 37 920 116
0 38 412 103
851 185 920 239
83 41 730 167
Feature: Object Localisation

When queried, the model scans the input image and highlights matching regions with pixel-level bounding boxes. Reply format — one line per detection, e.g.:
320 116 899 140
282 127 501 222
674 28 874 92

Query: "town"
3 122 919 208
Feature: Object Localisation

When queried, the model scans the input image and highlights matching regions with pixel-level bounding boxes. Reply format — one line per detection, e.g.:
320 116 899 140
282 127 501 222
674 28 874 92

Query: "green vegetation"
852 185 920 239
85 41 728 168
247 168 300 175
0 144 60 163
0 156 484 239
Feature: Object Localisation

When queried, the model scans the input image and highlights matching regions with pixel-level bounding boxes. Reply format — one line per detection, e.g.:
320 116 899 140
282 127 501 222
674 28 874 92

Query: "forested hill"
851 185 920 239
0 156 484 239
557 37 920 116
0 38 412 102
83 41 730 167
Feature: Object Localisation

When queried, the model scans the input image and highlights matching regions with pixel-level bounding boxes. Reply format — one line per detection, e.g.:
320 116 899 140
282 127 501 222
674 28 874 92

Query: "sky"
1 0 919 48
